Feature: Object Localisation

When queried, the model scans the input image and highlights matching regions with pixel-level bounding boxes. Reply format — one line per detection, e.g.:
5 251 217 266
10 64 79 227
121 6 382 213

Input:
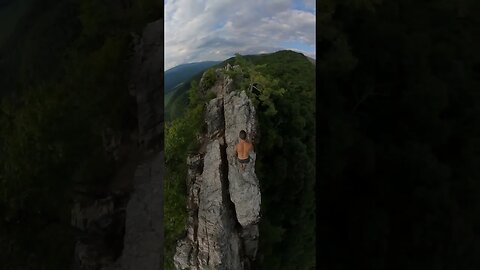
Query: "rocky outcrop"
175 140 243 270
224 91 260 226
71 195 127 270
130 19 164 150
71 197 115 231
71 18 164 270
113 18 164 270
224 91 261 261
174 66 261 269
115 151 163 270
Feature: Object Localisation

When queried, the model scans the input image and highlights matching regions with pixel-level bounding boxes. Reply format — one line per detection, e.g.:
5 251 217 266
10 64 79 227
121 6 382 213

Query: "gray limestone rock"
205 97 225 138
223 90 261 262
130 19 163 149
115 151 164 270
174 70 261 269
224 90 260 227
71 197 114 231
71 17 164 270
175 140 243 270
113 18 164 270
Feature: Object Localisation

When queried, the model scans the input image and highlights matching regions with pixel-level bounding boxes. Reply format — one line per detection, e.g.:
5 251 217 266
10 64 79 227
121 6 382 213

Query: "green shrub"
200 68 217 90
164 81 206 270
206 89 217 101
232 52 316 270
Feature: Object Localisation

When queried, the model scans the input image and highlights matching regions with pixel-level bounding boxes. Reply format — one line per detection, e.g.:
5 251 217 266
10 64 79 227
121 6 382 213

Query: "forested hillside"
0 0 161 268
319 1 480 269
164 61 220 94
164 61 223 121
165 51 315 269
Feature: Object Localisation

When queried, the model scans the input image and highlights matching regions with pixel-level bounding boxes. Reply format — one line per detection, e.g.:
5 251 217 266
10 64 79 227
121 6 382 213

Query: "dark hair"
239 130 247 140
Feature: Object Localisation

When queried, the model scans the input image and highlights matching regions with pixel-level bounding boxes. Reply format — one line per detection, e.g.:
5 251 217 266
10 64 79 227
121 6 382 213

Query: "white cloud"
165 0 316 70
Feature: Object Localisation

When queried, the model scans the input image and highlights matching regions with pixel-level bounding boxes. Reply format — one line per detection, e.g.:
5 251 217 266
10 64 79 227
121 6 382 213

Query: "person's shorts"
238 156 250 164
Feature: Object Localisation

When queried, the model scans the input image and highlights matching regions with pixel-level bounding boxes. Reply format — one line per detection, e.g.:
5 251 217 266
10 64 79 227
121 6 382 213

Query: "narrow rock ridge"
174 65 261 270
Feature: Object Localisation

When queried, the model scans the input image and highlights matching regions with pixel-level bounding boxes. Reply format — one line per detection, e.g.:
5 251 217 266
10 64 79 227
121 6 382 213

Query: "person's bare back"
236 139 252 160
235 130 253 171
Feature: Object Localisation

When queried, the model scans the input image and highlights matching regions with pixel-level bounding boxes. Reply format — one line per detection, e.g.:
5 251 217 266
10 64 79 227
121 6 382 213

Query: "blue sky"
164 0 315 70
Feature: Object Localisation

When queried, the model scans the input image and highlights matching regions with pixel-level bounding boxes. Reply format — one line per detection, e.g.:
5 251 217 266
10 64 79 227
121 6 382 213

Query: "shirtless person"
235 130 253 171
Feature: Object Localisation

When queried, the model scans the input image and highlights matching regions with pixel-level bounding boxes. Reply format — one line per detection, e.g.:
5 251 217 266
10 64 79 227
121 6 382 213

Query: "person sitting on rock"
235 130 253 171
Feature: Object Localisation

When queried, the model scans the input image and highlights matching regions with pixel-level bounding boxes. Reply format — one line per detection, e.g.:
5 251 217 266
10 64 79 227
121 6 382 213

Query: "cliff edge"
173 65 261 270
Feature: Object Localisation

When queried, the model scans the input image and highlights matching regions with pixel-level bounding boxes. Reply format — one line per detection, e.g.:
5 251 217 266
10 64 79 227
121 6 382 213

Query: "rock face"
224 90 261 262
224 91 260 227
71 195 127 270
71 18 164 270
115 151 163 270
130 19 164 150
71 197 115 231
114 18 164 270
174 66 261 269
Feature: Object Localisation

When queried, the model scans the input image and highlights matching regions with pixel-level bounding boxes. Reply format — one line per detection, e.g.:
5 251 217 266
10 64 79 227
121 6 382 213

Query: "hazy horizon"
165 49 316 71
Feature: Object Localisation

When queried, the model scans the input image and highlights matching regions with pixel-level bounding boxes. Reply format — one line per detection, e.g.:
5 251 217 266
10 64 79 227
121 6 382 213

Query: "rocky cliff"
71 19 164 270
114 18 164 270
173 65 261 270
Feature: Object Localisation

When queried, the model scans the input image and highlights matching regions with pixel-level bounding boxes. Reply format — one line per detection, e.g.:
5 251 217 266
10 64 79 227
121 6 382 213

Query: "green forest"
319 0 480 269
164 51 316 269
165 62 222 121
0 0 160 268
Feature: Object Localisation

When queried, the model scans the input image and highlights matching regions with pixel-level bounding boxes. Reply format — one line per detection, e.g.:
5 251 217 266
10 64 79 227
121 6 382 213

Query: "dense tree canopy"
318 1 480 269
239 52 315 270
0 0 161 268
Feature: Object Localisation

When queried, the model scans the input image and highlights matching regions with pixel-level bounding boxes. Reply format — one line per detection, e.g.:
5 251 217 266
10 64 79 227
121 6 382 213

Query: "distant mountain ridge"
165 61 220 94
165 50 314 121
306 56 316 64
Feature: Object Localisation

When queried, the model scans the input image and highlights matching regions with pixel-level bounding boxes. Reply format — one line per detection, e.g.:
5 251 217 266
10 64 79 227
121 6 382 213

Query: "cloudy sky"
165 0 315 70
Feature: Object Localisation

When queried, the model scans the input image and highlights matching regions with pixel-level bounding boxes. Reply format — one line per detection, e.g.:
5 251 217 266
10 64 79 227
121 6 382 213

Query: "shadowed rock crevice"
220 138 242 232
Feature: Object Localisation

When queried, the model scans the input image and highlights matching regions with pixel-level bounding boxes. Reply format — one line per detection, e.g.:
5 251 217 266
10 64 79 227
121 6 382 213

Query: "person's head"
239 130 247 140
